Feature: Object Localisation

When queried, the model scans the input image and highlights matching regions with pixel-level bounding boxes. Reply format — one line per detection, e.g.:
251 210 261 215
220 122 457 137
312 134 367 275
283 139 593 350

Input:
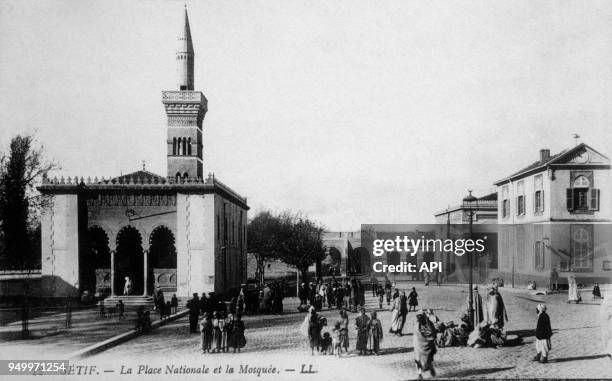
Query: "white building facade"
494 144 611 287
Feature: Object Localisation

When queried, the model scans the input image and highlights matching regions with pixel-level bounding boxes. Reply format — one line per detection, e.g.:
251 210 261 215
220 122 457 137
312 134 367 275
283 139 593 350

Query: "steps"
103 295 155 308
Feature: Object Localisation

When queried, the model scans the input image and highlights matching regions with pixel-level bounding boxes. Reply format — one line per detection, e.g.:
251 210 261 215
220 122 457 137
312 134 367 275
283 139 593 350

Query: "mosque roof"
38 171 249 209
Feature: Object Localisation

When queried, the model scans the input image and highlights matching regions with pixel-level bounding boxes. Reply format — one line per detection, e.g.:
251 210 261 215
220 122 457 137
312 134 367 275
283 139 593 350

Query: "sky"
1 0 611 230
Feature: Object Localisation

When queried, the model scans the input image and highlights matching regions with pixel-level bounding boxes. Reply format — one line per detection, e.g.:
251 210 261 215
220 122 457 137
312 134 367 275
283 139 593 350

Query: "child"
376 285 385 309
220 313 229 353
369 311 383 355
165 301 172 319
332 321 342 357
171 294 178 314
593 283 602 300
533 304 552 363
229 313 246 353
199 312 213 354
320 332 332 355
211 311 222 353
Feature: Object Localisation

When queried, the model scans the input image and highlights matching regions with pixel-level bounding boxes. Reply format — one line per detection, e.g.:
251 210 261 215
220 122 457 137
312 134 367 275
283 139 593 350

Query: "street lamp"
462 190 479 329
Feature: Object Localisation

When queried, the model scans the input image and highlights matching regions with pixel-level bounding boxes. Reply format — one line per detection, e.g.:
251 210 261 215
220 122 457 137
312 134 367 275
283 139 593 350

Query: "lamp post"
462 190 478 329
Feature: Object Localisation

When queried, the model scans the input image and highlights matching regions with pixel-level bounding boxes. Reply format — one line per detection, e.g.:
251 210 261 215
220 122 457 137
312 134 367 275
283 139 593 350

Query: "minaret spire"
177 6 194 90
163 4 207 180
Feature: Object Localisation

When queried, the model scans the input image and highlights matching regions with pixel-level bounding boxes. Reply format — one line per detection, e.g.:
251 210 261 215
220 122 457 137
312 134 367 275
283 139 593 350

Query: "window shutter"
541 191 544 212
516 197 520 215
534 193 537 213
566 188 573 211
588 188 600 211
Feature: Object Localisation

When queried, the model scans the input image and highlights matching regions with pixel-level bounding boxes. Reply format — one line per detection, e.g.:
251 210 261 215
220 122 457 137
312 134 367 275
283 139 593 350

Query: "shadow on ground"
551 354 608 363
441 366 515 378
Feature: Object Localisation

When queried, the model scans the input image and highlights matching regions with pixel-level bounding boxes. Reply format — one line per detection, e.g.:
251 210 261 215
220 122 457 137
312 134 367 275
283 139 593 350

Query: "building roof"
37 171 249 209
493 143 610 185
433 192 498 217
104 170 166 184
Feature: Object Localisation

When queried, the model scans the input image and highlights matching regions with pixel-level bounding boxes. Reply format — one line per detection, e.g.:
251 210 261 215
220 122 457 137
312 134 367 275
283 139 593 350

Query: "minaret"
162 6 207 180
177 7 194 90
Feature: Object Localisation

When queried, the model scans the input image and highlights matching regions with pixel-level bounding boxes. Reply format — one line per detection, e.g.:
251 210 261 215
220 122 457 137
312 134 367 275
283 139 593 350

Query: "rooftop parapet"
38 172 248 208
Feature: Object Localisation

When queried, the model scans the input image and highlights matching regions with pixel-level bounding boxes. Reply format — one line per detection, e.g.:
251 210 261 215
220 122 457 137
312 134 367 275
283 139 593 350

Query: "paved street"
91 284 611 380
0 306 165 359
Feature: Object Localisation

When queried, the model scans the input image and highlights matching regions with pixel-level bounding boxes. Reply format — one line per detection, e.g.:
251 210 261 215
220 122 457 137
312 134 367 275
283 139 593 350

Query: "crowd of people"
112 272 612 377
153 288 178 320
297 278 519 378
298 277 368 312
185 290 248 354
255 281 287 314
301 306 384 356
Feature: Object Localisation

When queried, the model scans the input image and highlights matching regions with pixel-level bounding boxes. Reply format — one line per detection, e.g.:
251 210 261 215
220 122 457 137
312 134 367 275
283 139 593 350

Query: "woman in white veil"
300 306 314 337
567 273 581 303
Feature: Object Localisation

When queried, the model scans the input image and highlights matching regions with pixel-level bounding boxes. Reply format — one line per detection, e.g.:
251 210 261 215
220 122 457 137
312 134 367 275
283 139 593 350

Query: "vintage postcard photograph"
0 1 611 380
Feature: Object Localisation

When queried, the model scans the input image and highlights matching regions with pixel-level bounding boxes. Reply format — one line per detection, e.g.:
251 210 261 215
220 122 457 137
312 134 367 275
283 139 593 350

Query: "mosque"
37 8 249 301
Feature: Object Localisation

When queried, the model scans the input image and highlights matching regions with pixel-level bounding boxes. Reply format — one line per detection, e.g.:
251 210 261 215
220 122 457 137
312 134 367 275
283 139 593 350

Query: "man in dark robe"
534 303 552 363
200 293 209 316
355 308 370 355
398 291 409 333
186 293 200 333
206 292 216 316
298 283 308 306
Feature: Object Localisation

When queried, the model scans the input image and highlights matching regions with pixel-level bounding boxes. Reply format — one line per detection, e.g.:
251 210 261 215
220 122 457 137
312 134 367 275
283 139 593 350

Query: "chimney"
540 149 551 163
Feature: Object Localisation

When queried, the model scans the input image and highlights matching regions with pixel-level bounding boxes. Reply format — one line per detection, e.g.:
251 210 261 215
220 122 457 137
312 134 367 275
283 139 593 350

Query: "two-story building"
494 143 611 287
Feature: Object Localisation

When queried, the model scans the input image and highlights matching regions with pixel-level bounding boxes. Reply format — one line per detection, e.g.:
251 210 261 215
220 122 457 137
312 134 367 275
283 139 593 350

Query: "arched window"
177 138 182 155
573 176 590 188
182 138 187 156
183 172 189 181
172 137 177 155
187 138 192 155
175 172 181 183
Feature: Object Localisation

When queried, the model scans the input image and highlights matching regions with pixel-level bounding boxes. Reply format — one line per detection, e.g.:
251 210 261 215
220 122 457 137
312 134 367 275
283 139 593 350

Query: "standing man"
186 293 200 333
533 304 552 363
549 267 559 293
370 275 379 297
384 279 392 306
398 291 409 334
298 283 308 306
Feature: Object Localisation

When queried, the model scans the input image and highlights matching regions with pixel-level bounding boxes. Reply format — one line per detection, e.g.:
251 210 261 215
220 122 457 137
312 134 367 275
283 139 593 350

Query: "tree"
247 211 282 285
276 213 326 283
0 135 56 269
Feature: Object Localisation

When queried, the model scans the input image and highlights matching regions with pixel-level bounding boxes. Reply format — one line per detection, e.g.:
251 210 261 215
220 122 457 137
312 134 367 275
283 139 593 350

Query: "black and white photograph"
0 1 611 380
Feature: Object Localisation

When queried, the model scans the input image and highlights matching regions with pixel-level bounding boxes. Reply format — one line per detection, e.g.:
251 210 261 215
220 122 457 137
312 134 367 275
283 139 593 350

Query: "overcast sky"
1 0 611 230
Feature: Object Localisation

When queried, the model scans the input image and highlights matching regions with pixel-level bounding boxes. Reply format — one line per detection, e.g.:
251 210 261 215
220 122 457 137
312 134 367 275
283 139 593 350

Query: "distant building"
246 231 370 281
434 193 499 284
434 192 498 224
494 143 611 287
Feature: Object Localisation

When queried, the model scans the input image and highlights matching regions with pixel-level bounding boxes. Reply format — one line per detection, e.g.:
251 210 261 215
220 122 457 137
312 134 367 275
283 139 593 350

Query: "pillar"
110 250 116 296
143 250 148 296
40 194 80 297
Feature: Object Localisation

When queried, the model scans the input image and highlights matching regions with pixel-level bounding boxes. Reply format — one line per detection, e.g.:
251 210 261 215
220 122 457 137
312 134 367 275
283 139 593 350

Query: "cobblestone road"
92 284 612 380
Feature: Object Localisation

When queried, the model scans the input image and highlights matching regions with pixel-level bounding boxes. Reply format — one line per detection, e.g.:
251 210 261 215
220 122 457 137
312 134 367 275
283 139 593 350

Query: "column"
143 250 148 296
110 250 116 297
